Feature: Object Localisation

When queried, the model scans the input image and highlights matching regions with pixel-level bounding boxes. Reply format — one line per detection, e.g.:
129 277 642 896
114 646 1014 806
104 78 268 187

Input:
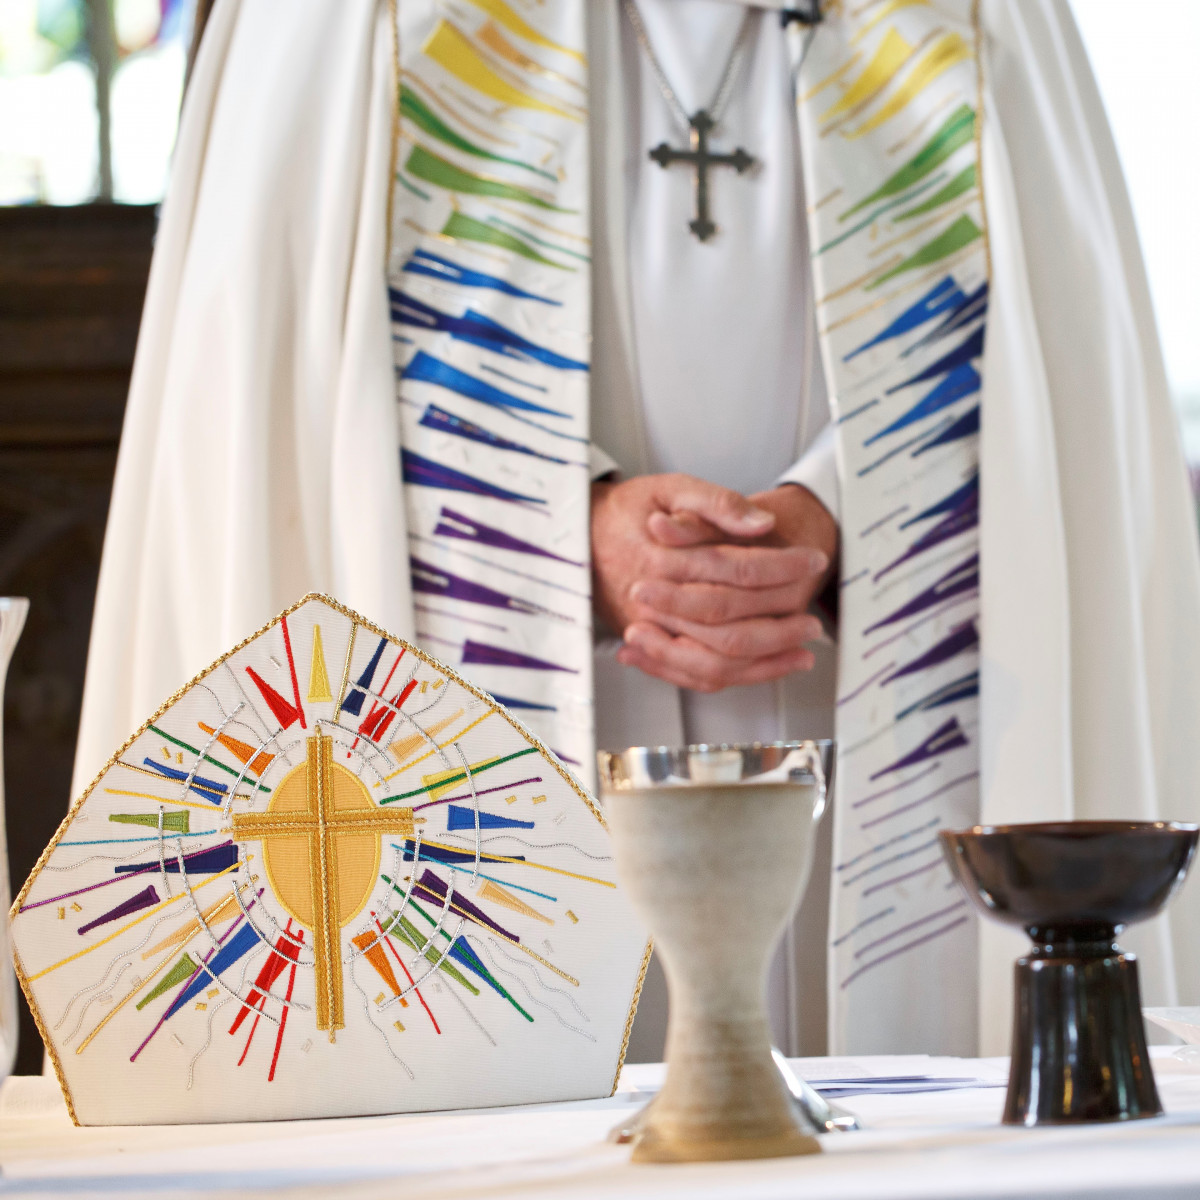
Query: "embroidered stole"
387 0 987 1051
387 2 595 781
790 1 986 1052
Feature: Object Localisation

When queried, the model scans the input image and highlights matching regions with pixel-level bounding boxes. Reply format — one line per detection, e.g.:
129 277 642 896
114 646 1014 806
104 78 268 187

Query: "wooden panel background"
0 203 155 1074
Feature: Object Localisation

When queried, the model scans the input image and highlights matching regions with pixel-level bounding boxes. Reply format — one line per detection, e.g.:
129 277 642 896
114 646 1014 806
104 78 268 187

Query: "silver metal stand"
773 1049 861 1133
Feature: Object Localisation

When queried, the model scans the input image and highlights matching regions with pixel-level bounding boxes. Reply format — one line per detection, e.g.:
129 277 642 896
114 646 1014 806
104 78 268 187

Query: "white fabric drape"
68 0 413 800
977 0 1200 1052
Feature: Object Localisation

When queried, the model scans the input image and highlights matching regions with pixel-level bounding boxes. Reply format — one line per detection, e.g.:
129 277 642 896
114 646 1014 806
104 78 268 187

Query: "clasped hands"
591 473 838 693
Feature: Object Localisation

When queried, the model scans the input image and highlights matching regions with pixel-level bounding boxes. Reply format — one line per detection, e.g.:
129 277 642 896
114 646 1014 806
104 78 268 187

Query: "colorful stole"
791 1 986 1052
387 3 595 781
387 0 987 1051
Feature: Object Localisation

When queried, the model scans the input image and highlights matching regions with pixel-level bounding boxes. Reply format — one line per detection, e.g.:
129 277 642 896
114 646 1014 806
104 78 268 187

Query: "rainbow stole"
387 2 593 780
792 0 985 1049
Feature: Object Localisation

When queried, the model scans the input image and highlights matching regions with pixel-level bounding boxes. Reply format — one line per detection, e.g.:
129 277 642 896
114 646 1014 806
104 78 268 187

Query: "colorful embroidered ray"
421 21 579 122
401 449 546 506
433 507 583 565
846 33 971 138
403 249 559 305
441 212 571 269
465 0 586 63
868 215 982 289
821 28 914 123
402 349 570 417
392 292 587 370
865 364 981 445
419 406 573 466
841 104 975 218
845 276 966 361
400 87 557 183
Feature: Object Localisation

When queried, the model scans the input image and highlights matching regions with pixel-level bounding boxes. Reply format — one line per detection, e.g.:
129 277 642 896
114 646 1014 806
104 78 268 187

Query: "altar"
7 1050 1200 1199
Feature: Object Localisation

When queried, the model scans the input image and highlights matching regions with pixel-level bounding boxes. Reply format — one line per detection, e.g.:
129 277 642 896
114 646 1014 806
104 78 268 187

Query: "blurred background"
0 0 1196 1073
1 0 190 205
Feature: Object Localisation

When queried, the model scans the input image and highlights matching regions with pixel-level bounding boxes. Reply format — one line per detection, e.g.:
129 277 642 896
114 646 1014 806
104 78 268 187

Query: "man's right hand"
590 473 830 692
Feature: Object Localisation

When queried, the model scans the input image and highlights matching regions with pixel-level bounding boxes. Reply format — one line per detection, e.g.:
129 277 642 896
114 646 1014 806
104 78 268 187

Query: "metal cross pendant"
649 109 755 243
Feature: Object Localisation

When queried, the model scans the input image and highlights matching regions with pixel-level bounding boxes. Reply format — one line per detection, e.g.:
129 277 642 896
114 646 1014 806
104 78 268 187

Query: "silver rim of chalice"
597 740 833 796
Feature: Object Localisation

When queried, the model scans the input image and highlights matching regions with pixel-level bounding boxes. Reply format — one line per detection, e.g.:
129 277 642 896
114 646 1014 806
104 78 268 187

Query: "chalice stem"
627 953 821 1162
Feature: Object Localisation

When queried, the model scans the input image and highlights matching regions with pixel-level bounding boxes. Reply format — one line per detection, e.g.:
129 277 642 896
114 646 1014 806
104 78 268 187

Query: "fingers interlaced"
647 611 823 659
602 474 833 692
630 579 811 623
645 509 723 548
652 541 828 589
619 621 817 693
650 476 775 539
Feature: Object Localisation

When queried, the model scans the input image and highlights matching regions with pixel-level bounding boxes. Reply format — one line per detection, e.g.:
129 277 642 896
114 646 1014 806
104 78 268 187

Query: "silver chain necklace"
622 0 760 242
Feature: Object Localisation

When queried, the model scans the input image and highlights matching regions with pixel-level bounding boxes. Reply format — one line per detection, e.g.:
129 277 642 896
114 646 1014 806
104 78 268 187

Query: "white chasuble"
63 0 1200 1072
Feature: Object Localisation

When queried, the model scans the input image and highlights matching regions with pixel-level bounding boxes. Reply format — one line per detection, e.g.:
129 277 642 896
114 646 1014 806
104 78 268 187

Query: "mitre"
11 594 649 1125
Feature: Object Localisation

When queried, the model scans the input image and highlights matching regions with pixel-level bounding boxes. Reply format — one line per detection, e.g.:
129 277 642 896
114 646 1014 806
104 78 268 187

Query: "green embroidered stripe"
442 211 572 269
110 811 190 833
380 745 541 803
841 104 975 219
378 909 480 996
487 216 590 263
400 87 557 183
867 214 982 289
148 724 272 792
405 144 570 212
894 164 976 221
815 171 947 256
394 889 535 1022
136 953 199 1010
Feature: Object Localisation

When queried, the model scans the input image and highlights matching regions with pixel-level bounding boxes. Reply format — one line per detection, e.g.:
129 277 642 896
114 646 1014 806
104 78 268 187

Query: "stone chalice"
598 741 832 1163
941 820 1199 1125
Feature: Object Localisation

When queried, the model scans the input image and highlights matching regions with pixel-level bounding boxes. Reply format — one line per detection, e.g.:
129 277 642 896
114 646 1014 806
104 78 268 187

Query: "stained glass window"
0 0 189 205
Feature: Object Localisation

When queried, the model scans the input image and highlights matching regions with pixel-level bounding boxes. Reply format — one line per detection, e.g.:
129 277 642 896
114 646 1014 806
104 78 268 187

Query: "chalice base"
609 1050 856 1144
630 1123 821 1163
1005 942 1161 1125
614 1052 819 1162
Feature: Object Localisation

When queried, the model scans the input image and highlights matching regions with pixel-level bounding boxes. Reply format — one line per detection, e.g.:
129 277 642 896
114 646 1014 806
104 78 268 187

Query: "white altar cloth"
5 1051 1200 1199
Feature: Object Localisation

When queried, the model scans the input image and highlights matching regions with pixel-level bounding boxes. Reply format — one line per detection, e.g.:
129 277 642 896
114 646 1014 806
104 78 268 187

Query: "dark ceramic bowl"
941 820 1200 1126
940 821 1198 936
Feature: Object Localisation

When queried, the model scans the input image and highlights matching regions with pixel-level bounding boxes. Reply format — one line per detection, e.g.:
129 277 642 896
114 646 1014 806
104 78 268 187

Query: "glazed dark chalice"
940 821 1198 1125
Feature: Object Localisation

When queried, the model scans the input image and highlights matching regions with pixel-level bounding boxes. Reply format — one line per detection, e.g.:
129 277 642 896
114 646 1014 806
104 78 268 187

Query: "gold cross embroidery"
231 732 416 1040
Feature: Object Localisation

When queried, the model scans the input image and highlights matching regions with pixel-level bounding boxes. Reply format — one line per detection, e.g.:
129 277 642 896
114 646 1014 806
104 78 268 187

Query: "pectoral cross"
231 732 417 1040
649 110 756 243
